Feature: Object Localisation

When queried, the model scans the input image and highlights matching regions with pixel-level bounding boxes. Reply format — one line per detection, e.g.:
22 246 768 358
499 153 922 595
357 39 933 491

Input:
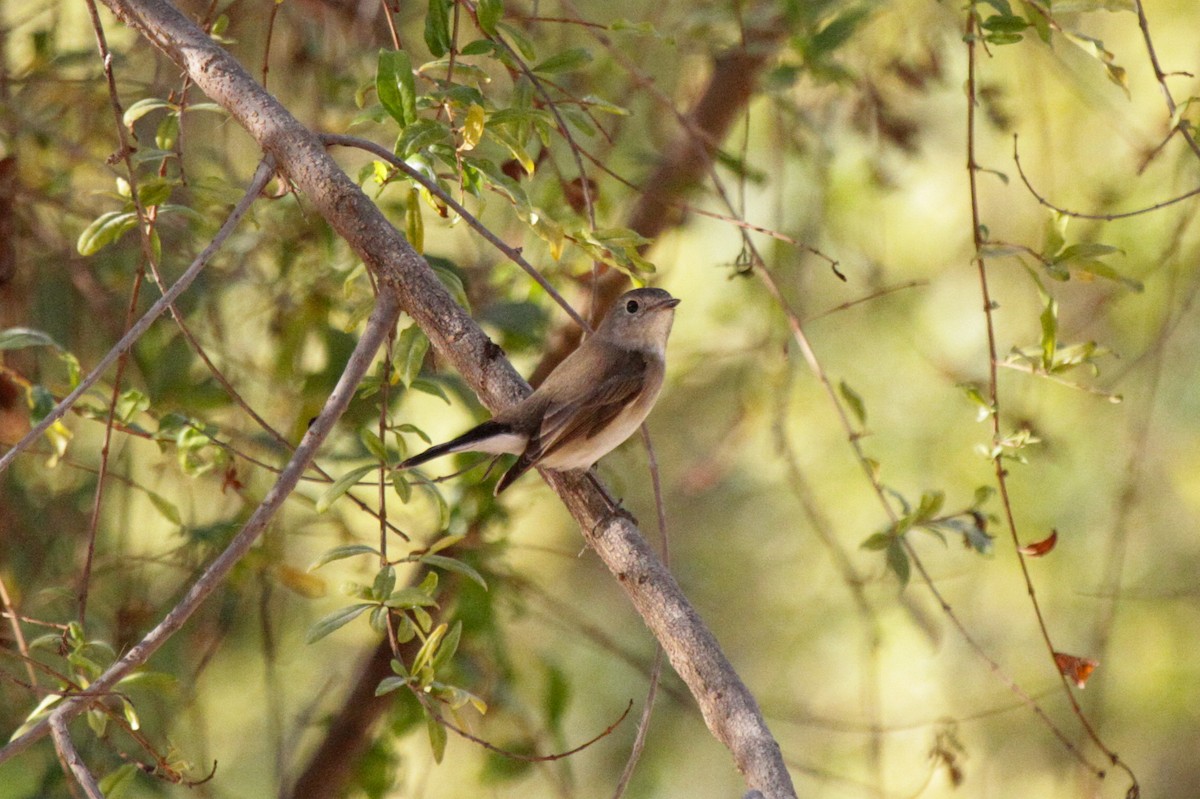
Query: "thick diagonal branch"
75 2 796 796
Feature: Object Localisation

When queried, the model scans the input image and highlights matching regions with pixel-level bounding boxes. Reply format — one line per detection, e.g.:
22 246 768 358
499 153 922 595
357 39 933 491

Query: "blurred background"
2 0 1199 796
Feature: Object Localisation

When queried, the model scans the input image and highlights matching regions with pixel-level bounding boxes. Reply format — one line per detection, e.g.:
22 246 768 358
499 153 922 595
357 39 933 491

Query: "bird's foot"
585 470 638 526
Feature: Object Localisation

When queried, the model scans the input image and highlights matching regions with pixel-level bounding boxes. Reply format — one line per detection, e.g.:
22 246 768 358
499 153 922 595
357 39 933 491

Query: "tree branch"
76 2 796 795
50 716 104 799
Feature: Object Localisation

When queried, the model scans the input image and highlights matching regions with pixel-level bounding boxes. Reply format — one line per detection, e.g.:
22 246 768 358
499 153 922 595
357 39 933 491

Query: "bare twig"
79 0 154 630
50 716 105 799
429 697 632 762
612 424 669 798
1013 133 1200 220
0 575 39 695
319 133 591 334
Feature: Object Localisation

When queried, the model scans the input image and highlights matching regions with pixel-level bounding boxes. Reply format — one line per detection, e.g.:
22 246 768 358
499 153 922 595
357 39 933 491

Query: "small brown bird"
396 287 680 494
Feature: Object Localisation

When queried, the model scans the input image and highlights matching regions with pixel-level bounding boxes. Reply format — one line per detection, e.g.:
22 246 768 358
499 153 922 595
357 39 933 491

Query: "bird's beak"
657 297 681 310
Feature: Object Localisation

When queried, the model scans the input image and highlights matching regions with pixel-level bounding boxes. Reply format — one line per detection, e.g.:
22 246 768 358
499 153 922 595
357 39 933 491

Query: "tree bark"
93 1 798 796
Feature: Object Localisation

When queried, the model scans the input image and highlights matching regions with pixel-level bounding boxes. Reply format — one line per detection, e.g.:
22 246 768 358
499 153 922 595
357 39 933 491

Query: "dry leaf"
1019 529 1058 557
1053 651 1098 689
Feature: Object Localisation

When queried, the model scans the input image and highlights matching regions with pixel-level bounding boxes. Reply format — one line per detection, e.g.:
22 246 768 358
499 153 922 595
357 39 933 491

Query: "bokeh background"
3 0 1200 797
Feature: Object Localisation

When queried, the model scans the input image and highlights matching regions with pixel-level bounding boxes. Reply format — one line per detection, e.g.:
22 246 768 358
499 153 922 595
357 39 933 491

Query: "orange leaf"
1053 651 1098 689
1019 529 1058 557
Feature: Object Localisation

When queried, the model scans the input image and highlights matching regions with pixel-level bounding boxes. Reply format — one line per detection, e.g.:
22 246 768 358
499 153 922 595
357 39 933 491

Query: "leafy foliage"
3 0 1199 796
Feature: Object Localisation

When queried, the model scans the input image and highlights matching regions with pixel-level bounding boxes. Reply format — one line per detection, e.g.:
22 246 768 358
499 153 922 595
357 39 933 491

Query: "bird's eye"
625 299 640 314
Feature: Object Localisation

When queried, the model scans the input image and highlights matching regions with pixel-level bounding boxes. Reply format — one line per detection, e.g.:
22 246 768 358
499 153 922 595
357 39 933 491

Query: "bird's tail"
396 420 516 470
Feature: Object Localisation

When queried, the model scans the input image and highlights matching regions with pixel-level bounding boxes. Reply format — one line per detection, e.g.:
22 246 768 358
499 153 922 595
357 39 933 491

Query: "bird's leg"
585 469 637 526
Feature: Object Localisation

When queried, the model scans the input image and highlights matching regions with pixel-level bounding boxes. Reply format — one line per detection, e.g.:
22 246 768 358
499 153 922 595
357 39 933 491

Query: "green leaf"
122 97 172 129
1039 293 1058 371
461 38 496 56
886 539 910 586
384 587 439 609
424 0 452 58
306 602 374 643
477 0 503 35
77 210 138 255
811 6 872 55
427 534 463 554
392 471 413 503
532 47 593 74
310 544 382 571
377 49 418 128
115 389 150 425
395 323 430 387
412 623 448 679
425 708 448 762
1055 242 1123 262
98 763 139 799
420 553 488 589
980 14 1029 33
860 532 893 551
430 620 462 673
983 31 1024 45
414 480 451 529
1072 259 1143 292
406 187 424 253
316 464 377 513
1041 213 1067 260
0 327 63 351
361 428 389 462
144 490 182 526
397 118 454 159
409 378 450 404
580 94 630 116
375 675 409 696
839 380 867 424
914 490 944 523
543 663 570 732
496 22 536 60
137 179 173 208
972 485 995 508
372 565 397 600
155 112 180 150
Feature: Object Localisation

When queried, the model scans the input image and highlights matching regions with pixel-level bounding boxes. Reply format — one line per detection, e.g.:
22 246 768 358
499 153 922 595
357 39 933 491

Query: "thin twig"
1013 133 1200 220
965 6 1134 790
50 717 105 799
320 133 591 333
80 0 155 630
0 575 39 695
1131 0 1200 160
430 697 632 762
612 425 669 798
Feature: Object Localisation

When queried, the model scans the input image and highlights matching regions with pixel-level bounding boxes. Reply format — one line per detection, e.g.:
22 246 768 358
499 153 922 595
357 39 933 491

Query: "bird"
396 287 680 495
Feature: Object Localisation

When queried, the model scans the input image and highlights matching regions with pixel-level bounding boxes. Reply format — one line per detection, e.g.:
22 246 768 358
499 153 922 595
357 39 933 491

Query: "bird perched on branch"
396 287 680 494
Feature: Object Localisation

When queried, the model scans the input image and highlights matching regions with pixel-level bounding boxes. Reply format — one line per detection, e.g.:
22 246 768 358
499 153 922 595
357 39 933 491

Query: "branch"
50 716 104 799
83 1 796 796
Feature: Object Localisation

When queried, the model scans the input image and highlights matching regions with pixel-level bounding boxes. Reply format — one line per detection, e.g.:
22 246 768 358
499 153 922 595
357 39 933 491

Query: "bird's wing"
493 355 648 495
533 349 649 461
